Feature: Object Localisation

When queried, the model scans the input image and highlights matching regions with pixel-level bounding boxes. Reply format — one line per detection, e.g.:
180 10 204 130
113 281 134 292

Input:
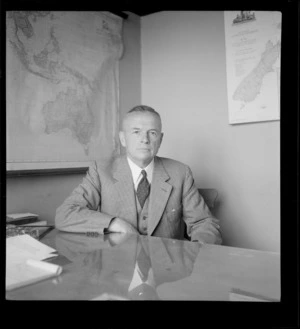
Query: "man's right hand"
108 217 139 234
107 232 132 246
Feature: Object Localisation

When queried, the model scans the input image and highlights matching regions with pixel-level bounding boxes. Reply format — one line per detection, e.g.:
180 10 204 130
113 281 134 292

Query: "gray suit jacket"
55 155 222 244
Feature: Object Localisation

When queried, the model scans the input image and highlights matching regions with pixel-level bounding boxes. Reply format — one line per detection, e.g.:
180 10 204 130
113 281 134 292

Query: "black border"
1 1 299 328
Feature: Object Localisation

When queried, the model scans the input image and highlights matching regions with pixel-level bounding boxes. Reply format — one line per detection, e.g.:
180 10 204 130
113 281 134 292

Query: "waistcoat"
135 194 150 235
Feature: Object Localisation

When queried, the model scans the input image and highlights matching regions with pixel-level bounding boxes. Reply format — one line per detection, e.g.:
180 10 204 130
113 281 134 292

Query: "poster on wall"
224 11 281 124
6 11 123 171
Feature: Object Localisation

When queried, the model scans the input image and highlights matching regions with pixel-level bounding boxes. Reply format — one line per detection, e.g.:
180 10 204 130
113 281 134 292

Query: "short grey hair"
127 105 160 119
121 105 162 131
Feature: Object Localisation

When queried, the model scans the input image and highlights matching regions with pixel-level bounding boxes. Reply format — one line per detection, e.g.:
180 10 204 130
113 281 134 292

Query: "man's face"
119 112 163 168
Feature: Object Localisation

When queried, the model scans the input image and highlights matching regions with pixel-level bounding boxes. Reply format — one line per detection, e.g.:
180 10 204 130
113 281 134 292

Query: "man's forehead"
122 112 161 128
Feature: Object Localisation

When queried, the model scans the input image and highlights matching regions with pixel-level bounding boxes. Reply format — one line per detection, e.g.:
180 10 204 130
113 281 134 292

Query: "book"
18 220 48 226
6 212 39 220
7 212 39 225
6 234 62 291
9 218 38 225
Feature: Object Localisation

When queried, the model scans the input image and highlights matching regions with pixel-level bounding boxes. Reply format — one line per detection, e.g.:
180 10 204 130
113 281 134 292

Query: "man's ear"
119 131 126 147
159 132 164 146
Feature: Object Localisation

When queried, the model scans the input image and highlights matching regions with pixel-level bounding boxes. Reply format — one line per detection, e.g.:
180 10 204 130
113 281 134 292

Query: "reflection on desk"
6 230 280 301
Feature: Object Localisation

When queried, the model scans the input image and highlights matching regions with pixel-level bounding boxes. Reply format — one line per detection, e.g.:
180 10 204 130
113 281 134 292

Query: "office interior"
6 11 280 252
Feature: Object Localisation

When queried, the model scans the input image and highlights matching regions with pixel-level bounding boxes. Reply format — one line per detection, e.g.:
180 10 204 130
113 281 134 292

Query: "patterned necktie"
137 170 150 208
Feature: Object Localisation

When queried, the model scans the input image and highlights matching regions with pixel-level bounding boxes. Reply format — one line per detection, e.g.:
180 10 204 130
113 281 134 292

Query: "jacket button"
143 216 147 220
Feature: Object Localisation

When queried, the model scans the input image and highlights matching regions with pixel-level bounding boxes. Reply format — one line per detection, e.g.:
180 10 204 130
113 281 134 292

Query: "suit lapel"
148 157 173 236
113 156 137 226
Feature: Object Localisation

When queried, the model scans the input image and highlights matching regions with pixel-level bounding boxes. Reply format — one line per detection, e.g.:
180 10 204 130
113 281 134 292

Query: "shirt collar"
127 157 154 185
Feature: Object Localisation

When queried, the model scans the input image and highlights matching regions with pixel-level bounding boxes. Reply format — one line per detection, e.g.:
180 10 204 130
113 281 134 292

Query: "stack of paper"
6 234 63 291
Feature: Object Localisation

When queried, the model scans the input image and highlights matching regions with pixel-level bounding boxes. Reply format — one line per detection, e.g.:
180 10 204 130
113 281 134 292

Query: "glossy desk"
6 229 280 301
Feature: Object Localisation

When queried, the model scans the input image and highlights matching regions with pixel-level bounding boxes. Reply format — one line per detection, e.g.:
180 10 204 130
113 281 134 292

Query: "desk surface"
6 230 280 301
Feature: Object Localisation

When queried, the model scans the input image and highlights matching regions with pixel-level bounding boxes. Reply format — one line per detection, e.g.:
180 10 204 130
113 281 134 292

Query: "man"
55 105 222 244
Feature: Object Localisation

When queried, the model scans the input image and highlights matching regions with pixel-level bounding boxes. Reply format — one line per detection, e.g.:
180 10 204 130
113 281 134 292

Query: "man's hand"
108 232 132 246
108 217 139 234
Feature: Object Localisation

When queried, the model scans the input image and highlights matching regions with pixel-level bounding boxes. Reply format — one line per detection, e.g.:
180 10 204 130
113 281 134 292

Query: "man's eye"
150 131 157 136
133 130 139 134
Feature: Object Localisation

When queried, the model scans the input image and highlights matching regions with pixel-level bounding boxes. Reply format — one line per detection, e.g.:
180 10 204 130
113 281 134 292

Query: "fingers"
108 217 138 234
108 232 130 246
108 217 124 232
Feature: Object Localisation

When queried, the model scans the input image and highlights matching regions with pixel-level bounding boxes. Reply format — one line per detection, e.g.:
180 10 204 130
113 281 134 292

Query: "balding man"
55 105 222 244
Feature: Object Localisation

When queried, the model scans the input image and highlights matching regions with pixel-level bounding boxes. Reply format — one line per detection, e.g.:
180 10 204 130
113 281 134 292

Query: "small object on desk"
6 224 40 239
229 288 279 302
6 223 53 240
38 226 55 240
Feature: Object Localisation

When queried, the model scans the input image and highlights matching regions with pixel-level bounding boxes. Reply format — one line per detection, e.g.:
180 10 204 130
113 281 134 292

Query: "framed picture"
224 11 281 124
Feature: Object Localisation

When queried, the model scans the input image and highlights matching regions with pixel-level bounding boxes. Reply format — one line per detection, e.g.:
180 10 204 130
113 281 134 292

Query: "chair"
197 188 218 210
184 188 218 240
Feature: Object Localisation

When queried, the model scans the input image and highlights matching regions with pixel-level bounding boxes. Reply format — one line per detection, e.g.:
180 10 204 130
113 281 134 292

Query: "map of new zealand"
7 11 123 163
224 11 281 124
233 39 280 105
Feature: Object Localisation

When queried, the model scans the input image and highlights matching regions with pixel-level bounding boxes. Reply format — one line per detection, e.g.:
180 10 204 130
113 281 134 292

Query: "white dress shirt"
127 157 154 191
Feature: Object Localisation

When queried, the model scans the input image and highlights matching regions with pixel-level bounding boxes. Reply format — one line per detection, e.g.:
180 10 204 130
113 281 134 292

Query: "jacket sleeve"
182 166 222 244
55 161 113 233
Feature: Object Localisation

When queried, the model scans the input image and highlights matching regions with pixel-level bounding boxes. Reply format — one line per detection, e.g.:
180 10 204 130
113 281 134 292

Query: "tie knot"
141 170 147 178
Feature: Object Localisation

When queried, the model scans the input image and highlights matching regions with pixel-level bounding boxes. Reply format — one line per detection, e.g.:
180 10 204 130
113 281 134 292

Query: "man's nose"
141 132 150 143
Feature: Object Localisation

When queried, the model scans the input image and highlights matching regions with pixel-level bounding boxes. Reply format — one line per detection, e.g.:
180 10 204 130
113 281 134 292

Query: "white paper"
6 234 57 264
26 259 62 275
6 259 62 291
6 235 61 291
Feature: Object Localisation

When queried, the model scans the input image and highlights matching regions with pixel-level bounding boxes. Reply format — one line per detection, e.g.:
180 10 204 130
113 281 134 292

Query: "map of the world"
6 11 123 166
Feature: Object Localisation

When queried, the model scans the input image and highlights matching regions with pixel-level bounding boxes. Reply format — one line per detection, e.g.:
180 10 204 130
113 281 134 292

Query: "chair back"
197 188 218 210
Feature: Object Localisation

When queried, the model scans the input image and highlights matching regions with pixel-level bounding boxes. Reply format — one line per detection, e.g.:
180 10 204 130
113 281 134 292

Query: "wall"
6 11 281 252
141 11 280 251
6 12 141 225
